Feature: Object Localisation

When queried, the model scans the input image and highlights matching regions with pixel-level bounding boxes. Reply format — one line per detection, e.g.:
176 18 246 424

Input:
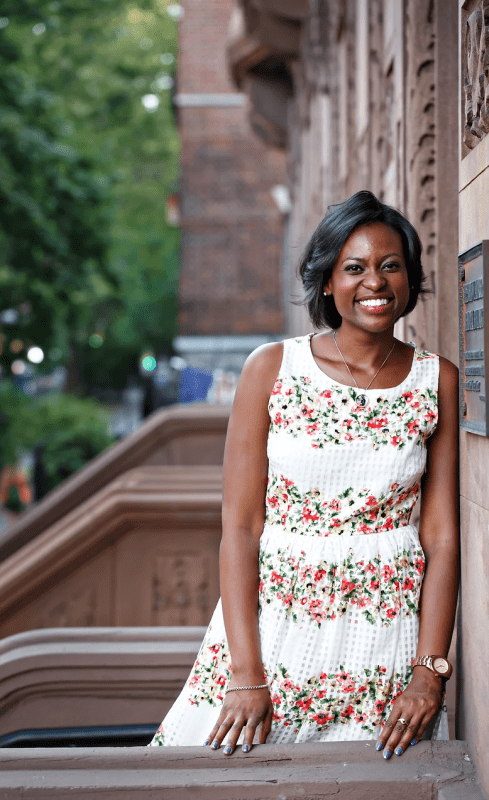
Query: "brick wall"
177 0 286 336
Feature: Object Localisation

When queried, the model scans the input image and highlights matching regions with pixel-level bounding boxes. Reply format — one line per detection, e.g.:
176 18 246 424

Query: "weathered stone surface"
0 467 222 637
0 626 204 735
0 741 482 799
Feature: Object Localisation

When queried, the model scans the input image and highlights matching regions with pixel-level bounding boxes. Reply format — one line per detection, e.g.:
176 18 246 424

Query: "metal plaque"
459 241 489 435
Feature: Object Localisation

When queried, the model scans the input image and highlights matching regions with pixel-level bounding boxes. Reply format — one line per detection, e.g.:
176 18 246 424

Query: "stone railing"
0 626 204 736
0 466 222 637
0 740 482 799
0 403 229 562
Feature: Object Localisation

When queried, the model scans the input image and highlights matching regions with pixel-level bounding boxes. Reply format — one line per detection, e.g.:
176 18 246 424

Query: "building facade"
227 0 487 795
174 0 288 373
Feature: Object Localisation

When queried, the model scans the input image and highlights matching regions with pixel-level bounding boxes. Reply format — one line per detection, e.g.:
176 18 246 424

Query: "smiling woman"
149 191 459 765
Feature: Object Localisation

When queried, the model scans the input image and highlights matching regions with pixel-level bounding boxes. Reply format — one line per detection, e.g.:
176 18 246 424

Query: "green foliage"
22 393 115 492
0 382 29 468
5 485 24 513
0 385 115 490
0 22 115 375
0 0 180 390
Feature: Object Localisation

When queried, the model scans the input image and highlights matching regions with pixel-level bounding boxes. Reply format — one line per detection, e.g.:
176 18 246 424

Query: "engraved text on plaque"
459 241 489 435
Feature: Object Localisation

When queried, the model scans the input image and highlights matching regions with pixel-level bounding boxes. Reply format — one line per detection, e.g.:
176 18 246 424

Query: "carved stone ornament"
463 1 489 149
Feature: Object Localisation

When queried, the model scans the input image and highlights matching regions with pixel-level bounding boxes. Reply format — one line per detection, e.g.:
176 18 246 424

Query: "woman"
149 191 459 760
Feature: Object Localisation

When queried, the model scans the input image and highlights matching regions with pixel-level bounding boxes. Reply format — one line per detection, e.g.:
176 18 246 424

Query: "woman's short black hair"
298 190 427 329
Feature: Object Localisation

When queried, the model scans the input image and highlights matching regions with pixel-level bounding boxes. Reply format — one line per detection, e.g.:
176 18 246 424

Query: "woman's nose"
362 269 386 289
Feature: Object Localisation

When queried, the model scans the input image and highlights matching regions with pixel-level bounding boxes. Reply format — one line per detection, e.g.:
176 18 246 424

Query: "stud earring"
323 291 328 296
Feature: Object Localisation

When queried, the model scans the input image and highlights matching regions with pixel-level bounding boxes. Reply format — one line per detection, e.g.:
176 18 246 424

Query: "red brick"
177 0 286 336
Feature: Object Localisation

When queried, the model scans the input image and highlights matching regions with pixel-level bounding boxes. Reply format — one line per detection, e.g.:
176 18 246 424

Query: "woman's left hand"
375 668 443 759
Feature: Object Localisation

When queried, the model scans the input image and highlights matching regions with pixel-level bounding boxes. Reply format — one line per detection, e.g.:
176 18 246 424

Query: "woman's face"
325 222 411 334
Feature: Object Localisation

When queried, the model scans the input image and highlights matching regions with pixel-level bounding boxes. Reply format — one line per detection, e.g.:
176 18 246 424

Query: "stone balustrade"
0 626 205 736
0 403 229 562
0 467 222 637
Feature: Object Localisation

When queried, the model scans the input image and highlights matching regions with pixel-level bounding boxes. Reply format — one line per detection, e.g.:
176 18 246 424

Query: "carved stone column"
404 0 436 351
404 0 458 361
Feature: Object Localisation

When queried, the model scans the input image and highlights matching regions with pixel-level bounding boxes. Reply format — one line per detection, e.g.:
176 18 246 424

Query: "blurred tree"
0 3 116 380
0 0 179 390
0 381 114 491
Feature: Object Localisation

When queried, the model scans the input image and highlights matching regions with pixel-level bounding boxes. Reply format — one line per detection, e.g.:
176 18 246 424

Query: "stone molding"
463 0 489 150
0 626 204 735
0 740 482 799
0 403 229 563
226 2 300 148
0 466 222 636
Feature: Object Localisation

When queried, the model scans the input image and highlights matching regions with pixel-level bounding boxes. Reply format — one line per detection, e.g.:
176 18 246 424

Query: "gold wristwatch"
413 655 452 680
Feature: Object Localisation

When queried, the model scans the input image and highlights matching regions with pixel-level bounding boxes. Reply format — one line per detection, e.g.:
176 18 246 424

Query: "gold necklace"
332 331 396 407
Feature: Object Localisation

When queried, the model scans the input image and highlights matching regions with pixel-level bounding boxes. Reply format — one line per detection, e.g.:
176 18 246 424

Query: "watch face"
433 657 449 674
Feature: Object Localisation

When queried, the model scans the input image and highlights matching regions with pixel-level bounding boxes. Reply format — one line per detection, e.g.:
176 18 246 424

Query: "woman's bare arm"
206 342 283 754
377 356 460 758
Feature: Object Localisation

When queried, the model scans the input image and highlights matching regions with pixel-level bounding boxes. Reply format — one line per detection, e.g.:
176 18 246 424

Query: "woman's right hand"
205 686 273 754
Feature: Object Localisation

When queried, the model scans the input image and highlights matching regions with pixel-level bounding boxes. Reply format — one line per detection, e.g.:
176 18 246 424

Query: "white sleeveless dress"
150 334 448 746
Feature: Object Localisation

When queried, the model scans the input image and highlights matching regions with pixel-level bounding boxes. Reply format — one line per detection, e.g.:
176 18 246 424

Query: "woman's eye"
345 264 363 272
383 262 401 270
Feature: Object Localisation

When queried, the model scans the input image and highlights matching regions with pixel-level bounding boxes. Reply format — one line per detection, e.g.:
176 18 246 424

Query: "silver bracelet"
226 683 268 693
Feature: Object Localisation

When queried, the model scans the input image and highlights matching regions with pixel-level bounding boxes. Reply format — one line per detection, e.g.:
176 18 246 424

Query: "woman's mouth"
357 297 392 312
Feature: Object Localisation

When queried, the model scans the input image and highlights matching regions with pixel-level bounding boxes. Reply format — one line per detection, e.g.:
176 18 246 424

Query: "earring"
323 291 328 296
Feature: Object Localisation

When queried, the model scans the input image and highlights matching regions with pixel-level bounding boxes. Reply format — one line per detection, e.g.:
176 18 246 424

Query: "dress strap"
277 335 311 380
407 345 440 394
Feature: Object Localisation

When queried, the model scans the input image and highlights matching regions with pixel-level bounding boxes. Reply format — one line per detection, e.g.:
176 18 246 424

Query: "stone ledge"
0 626 205 734
0 740 483 799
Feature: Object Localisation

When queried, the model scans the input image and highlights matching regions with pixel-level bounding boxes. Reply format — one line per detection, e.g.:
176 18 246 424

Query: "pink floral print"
269 353 437 451
259 544 424 627
266 474 420 537
267 663 409 735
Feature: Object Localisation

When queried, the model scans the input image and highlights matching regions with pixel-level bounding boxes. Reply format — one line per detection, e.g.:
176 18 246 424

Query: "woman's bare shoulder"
438 356 459 396
235 341 284 407
245 341 284 373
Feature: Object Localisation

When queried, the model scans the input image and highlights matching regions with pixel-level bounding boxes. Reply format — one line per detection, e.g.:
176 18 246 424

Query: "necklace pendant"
356 394 368 407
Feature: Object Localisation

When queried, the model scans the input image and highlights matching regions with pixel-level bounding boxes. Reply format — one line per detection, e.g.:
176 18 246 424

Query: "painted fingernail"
204 740 210 746
242 744 250 753
224 746 232 755
395 747 403 756
211 741 219 750
383 749 391 760
376 741 383 751
410 738 417 746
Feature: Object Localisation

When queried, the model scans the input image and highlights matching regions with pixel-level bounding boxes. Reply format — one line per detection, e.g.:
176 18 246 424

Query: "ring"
398 717 408 726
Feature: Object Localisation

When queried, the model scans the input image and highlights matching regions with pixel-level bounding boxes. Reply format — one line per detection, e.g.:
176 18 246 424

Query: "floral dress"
149 334 448 746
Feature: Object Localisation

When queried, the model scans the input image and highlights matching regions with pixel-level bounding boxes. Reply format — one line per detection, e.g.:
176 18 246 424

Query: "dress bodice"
266 334 439 538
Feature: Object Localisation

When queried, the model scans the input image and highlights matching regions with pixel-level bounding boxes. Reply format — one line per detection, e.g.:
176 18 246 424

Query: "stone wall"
458 3 489 796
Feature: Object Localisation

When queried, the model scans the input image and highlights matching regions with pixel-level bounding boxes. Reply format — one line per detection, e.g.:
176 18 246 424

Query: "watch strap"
413 655 434 671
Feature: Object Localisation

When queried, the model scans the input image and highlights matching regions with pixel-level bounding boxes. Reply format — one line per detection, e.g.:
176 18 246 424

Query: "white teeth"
358 298 389 307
